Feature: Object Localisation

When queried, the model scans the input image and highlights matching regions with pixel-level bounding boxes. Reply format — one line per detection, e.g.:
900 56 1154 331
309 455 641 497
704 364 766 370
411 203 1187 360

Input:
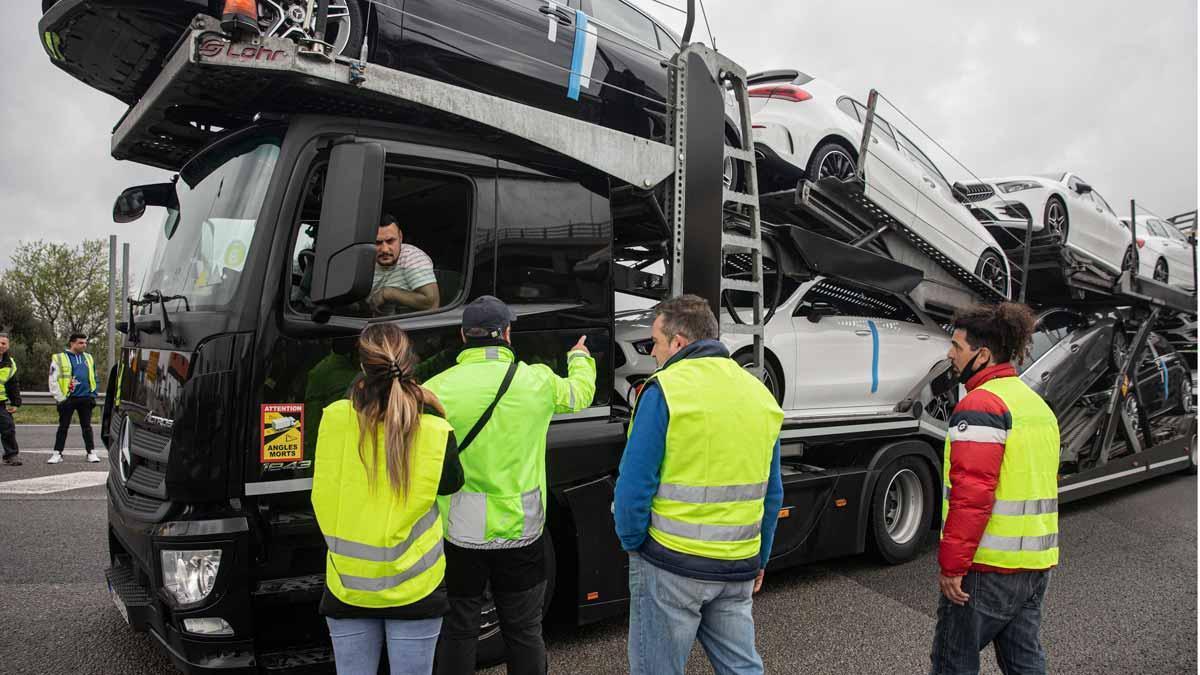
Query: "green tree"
0 284 58 392
2 239 114 391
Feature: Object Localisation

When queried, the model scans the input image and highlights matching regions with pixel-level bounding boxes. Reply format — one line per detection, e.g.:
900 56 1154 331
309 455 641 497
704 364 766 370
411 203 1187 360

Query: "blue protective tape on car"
566 11 587 100
868 320 880 394
1159 357 1169 400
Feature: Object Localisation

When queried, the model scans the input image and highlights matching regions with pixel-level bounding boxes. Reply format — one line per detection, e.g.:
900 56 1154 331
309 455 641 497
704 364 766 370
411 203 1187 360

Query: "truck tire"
475 533 557 667
868 456 934 564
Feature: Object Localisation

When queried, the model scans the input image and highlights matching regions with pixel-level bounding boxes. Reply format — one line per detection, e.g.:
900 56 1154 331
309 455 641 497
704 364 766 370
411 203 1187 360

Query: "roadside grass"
10 405 63 425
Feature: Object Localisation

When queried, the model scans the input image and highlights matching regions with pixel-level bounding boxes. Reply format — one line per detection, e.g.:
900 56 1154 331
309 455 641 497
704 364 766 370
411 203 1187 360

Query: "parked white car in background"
961 172 1135 275
1121 215 1196 288
748 69 1011 299
613 274 951 420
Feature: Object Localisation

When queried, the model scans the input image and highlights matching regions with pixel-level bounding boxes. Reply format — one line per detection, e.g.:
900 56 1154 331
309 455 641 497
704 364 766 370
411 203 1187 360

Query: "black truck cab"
104 116 624 671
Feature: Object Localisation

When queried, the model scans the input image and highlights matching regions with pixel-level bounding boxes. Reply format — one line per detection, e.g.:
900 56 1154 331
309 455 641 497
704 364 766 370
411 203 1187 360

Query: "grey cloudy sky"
1 0 1195 286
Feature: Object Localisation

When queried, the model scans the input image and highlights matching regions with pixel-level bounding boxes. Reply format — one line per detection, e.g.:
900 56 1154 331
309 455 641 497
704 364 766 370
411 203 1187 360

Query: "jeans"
930 570 1052 675
54 397 95 453
326 616 442 675
628 552 763 675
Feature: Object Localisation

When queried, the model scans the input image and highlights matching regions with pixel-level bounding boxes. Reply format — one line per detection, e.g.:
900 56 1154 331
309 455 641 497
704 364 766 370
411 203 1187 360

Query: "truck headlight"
162 549 222 605
996 180 1040 194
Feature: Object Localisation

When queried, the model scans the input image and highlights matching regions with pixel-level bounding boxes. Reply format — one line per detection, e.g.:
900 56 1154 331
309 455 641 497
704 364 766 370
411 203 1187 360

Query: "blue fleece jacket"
614 339 784 581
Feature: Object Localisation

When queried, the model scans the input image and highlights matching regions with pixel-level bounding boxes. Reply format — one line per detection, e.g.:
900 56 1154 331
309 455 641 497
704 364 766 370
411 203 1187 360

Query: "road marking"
0 471 109 495
13 449 107 457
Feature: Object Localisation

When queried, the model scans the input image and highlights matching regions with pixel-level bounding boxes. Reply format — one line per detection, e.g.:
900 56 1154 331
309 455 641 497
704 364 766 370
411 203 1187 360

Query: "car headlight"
162 549 222 605
632 338 654 356
996 180 1040 194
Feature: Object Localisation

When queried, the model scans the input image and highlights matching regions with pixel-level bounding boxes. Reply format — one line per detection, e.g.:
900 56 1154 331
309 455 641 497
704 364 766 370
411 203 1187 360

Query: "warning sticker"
261 403 304 463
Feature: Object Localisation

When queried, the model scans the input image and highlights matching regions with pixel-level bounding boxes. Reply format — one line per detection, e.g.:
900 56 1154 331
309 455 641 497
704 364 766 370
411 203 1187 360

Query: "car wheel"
1044 196 1068 241
975 249 1010 298
1178 375 1194 414
734 350 783 405
1123 392 1143 438
260 1 366 59
869 456 933 564
1154 258 1169 283
806 142 858 182
1110 327 1129 370
475 533 557 667
723 128 743 192
1121 246 1137 273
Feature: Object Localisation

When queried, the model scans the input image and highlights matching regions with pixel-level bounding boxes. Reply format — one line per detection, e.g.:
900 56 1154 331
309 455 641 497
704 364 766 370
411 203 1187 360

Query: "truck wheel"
869 456 933 564
475 533 557 668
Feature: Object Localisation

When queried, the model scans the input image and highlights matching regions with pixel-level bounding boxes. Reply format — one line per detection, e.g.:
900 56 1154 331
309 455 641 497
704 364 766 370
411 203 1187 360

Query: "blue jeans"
930 570 1052 675
326 616 443 675
627 552 763 675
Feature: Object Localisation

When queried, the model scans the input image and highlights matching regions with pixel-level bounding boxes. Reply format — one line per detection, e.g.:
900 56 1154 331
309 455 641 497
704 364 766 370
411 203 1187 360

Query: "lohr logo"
956 421 969 433
198 38 286 63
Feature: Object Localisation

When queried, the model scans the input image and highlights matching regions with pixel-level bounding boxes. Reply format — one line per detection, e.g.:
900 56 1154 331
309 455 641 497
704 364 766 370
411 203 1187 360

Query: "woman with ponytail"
312 323 463 675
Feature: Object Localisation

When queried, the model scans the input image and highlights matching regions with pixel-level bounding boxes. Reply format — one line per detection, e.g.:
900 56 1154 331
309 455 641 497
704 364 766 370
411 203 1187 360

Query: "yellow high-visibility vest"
942 376 1060 569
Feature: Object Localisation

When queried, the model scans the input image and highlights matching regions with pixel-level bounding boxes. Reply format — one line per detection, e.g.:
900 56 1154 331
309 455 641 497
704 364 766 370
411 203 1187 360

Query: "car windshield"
139 132 281 311
1034 172 1066 182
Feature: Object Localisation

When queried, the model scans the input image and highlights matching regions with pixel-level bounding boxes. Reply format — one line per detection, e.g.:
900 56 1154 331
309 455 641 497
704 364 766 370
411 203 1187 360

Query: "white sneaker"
87 452 101 463
47 452 63 464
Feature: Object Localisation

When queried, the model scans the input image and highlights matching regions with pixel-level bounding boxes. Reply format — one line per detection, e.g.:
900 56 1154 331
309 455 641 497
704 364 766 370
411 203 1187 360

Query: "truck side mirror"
113 183 175 223
310 141 386 321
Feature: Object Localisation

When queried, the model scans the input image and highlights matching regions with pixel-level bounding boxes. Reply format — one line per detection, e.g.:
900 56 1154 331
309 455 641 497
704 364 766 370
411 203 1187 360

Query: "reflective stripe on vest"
324 505 441 562
644 356 784 561
445 487 544 547
336 539 446 592
942 375 1060 570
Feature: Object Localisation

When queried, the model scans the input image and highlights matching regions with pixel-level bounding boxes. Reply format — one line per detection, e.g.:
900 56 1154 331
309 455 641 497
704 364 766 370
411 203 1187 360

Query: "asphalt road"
1 425 1195 674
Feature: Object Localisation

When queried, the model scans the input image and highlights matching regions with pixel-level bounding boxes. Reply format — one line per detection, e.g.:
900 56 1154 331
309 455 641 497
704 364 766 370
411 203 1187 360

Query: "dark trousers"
54 397 95 453
0 406 18 457
930 569 1051 675
435 538 547 675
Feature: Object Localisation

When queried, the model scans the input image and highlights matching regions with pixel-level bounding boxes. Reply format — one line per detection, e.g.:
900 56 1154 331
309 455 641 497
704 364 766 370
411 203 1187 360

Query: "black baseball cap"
463 295 517 338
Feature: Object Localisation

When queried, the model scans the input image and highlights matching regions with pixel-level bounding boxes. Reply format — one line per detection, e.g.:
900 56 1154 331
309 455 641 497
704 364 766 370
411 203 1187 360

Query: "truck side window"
288 163 474 318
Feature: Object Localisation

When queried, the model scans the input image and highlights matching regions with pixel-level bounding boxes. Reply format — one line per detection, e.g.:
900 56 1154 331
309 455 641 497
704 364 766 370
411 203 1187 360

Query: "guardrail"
18 392 106 406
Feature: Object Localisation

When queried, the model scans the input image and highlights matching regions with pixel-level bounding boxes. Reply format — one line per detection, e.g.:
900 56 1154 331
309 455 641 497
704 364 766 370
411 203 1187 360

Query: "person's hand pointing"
570 335 590 357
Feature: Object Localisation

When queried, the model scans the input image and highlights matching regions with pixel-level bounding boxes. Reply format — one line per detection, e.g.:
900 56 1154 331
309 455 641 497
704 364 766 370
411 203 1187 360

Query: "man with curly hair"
931 302 1060 675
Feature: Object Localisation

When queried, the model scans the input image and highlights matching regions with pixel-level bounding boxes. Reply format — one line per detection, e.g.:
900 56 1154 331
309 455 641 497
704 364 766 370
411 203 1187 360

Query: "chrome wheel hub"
883 469 922 545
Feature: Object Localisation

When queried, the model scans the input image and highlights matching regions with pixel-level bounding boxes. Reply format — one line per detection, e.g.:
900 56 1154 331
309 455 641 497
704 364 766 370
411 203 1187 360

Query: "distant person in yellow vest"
614 295 784 675
427 295 596 675
47 333 99 464
0 333 24 466
931 302 1059 675
311 323 464 675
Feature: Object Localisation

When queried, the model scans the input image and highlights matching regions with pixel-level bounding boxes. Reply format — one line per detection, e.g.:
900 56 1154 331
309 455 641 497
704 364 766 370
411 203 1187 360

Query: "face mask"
957 350 987 384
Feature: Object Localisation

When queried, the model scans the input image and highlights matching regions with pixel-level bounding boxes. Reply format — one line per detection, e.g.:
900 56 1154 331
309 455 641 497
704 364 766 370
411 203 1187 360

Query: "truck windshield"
140 133 281 310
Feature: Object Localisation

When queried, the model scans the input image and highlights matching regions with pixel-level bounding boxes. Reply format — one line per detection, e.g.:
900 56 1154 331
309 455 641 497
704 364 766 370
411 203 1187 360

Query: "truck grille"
109 412 174 521
956 182 996 203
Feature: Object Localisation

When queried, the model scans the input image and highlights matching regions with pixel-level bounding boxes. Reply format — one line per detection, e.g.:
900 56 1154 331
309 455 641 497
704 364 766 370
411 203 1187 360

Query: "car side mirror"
310 141 386 322
1074 181 1093 195
803 303 831 323
113 183 175 223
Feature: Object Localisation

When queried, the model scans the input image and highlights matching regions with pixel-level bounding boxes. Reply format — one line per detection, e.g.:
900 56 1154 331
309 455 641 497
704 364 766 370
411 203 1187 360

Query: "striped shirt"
372 244 437 313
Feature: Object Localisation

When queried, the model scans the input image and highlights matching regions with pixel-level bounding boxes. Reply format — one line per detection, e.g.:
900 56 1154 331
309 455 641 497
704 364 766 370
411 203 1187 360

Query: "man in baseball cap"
426 295 595 674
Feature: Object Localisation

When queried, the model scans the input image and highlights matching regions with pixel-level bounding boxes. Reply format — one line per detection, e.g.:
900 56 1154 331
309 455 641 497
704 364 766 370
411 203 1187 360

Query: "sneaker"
47 452 63 464
2 456 21 466
87 451 101 463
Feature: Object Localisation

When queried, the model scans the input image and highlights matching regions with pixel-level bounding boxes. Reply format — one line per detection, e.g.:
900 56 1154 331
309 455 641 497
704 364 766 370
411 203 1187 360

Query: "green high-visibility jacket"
312 399 453 608
0 357 16 403
424 344 596 548
635 355 783 561
942 376 1060 570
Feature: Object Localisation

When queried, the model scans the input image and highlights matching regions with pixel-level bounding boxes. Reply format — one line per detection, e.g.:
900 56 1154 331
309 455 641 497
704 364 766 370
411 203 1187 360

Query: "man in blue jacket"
615 295 784 675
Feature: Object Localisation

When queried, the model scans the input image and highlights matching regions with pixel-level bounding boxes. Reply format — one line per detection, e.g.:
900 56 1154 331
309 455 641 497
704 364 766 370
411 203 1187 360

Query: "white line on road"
0 471 109 495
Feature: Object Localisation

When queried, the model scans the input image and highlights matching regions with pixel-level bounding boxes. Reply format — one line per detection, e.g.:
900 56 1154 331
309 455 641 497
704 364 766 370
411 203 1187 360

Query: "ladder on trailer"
667 43 766 376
